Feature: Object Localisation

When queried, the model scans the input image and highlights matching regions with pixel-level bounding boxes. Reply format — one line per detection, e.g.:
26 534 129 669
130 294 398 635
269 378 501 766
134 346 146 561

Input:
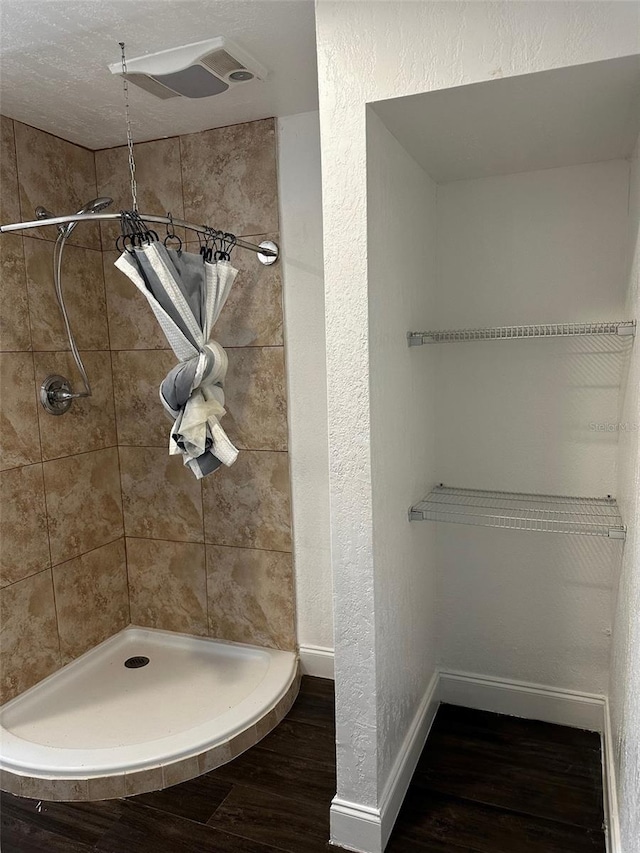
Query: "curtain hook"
163 212 182 251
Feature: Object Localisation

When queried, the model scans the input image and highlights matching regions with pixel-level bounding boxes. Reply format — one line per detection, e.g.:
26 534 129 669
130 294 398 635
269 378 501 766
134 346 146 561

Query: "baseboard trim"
329 669 439 853
438 670 606 732
299 645 334 679
330 669 613 853
379 668 440 848
602 698 621 853
329 800 382 853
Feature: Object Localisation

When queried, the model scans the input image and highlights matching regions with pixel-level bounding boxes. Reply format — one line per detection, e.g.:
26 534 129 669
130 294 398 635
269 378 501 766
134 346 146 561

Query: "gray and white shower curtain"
115 242 238 479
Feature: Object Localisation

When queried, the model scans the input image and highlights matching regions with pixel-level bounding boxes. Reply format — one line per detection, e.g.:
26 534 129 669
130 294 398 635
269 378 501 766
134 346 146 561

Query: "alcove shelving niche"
370 55 640 550
406 320 635 542
364 54 640 837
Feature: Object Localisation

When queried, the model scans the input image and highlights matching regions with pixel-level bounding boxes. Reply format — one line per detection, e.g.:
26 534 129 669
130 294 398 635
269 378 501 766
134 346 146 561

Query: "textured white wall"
437 528 620 693
435 160 630 497
367 109 439 794
277 112 333 652
315 0 640 844
610 134 640 853
435 160 629 695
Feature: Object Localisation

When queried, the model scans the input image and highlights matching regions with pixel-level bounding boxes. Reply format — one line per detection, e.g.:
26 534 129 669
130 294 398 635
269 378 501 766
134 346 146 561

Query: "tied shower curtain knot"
113 232 239 479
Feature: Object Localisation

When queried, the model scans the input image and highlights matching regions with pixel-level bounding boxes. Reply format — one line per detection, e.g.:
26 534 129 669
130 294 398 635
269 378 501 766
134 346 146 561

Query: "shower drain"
124 656 150 669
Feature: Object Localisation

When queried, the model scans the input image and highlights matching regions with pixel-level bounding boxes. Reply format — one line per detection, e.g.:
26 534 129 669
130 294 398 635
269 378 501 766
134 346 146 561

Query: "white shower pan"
0 626 299 801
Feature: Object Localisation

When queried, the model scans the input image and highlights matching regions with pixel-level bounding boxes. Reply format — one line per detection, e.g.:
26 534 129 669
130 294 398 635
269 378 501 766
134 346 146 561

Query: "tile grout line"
108 281 132 627
27 341 61 668
47 549 64 670
202 479 211 638
10 116 23 225
0 534 129 595
42 442 120 465
92 147 102 254
113 441 132 628
21 231 103 253
177 128 188 235
0 345 291 353
189 106 209 646
126 533 292 555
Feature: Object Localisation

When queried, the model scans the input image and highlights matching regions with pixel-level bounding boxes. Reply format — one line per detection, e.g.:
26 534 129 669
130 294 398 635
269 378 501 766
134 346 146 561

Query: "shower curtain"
115 242 238 479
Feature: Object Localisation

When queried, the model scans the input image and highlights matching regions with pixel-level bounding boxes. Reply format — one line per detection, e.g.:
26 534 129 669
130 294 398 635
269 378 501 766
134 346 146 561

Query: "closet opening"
364 52 639 849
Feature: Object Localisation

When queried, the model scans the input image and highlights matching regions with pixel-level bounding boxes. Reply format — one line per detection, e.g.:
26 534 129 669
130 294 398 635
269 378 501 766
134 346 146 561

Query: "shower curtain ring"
164 212 182 251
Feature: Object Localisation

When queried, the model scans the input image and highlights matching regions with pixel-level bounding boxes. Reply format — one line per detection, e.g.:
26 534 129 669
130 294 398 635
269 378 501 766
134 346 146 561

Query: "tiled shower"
0 114 295 705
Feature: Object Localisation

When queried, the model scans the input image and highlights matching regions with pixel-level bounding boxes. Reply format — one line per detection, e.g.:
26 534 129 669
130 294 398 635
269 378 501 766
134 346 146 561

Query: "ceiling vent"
108 37 268 100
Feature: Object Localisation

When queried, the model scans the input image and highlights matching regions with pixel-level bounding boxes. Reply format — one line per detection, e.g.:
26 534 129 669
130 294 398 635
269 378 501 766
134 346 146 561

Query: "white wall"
315 2 639 851
610 134 640 853
434 160 629 695
277 112 334 660
435 160 629 496
367 109 439 795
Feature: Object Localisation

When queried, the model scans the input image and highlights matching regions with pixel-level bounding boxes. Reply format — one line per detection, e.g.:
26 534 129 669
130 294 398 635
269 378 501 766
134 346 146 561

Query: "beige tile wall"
0 117 127 704
95 117 295 654
0 115 295 704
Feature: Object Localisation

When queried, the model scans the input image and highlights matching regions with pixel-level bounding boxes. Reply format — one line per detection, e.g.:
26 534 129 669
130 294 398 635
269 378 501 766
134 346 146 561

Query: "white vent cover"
108 37 268 100
122 73 180 100
200 50 244 78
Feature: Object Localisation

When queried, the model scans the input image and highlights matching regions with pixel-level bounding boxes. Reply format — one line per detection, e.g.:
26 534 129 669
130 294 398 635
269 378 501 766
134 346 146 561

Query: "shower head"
63 197 113 237
77 197 113 215
35 198 113 237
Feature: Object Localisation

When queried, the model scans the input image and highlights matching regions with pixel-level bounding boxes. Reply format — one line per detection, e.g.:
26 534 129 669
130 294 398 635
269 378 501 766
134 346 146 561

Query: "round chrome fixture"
40 375 73 415
257 240 279 266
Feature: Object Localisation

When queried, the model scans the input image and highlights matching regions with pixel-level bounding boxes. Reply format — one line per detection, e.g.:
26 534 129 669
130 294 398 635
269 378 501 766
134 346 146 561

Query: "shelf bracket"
617 322 636 337
608 527 627 540
408 508 424 521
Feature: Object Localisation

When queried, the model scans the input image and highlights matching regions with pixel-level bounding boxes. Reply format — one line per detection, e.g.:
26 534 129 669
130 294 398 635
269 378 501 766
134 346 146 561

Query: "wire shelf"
407 321 636 346
409 485 626 539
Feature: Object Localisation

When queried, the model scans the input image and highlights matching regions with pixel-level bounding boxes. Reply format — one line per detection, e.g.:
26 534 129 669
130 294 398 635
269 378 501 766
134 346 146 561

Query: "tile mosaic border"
1 663 300 801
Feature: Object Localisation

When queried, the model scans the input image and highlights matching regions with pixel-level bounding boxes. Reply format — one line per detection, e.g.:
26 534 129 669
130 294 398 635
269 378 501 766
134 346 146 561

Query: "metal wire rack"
407 320 636 346
409 485 626 539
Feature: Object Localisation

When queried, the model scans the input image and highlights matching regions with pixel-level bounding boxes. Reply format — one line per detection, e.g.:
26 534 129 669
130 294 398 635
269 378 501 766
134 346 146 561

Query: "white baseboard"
329 800 382 853
329 669 439 853
602 698 621 853
439 670 606 732
299 645 334 679
379 668 440 848
330 668 617 853
439 670 620 853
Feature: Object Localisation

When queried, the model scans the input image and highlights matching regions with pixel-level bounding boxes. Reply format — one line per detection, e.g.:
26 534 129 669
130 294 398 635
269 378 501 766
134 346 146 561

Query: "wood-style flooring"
0 676 606 852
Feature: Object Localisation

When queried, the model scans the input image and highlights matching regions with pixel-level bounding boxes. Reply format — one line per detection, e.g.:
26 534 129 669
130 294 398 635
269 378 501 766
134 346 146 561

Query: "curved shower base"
0 626 299 801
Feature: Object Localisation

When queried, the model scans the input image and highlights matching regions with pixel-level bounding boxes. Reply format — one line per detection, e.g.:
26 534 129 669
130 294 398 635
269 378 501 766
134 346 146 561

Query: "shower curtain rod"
0 212 279 265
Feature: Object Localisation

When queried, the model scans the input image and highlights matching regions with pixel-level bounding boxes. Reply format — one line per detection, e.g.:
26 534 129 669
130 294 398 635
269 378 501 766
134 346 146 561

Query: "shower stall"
0 114 296 799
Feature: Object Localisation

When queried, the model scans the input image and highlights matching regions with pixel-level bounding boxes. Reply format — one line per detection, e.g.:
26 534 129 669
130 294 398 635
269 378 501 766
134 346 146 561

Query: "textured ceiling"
373 55 640 182
0 0 318 149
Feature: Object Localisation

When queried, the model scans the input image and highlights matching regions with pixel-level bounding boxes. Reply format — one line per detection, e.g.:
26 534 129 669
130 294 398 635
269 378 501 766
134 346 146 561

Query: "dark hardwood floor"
0 676 606 852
